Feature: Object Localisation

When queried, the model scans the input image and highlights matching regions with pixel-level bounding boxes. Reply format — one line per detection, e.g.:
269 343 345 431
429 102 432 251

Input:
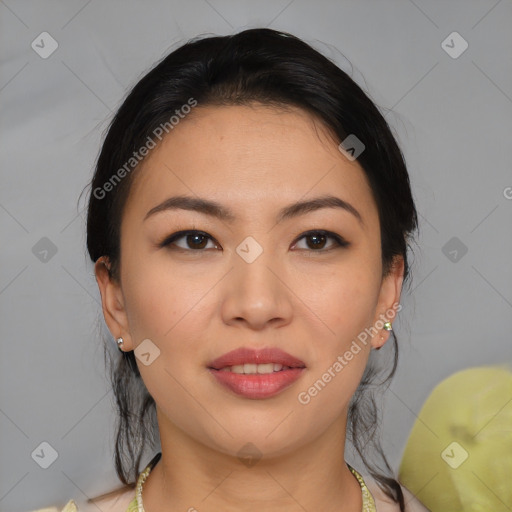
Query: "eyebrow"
144 194 364 226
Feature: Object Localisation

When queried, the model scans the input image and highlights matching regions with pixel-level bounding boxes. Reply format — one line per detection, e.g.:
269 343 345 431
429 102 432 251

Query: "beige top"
31 458 429 512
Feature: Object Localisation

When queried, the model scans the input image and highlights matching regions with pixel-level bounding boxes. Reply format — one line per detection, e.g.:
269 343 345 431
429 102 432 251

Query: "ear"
371 255 405 350
94 256 134 351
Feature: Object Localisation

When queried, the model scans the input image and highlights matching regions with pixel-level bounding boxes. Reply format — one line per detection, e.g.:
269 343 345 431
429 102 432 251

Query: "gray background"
1 1 511 510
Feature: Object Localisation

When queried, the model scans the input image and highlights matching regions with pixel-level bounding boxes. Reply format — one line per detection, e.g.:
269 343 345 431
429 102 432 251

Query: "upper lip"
208 347 306 370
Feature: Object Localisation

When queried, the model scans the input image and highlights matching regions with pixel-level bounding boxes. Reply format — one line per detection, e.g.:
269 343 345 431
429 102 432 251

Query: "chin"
194 414 311 460
207 432 306 463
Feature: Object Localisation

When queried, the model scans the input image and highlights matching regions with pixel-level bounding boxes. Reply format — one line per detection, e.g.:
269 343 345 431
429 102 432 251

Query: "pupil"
188 234 207 249
308 234 326 249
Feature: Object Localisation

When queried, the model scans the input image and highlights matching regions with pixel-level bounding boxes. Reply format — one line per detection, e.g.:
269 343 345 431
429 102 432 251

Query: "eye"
292 230 350 252
159 229 349 253
159 230 219 251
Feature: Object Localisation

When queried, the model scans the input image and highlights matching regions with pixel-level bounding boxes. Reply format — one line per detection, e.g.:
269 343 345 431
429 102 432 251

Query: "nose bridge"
221 236 291 327
233 237 280 296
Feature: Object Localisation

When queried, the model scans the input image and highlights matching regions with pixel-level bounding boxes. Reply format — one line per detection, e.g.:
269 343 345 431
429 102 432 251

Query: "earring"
116 337 124 352
377 322 393 348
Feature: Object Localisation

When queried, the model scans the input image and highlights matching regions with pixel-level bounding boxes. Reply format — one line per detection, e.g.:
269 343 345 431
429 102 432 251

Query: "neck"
142 408 363 512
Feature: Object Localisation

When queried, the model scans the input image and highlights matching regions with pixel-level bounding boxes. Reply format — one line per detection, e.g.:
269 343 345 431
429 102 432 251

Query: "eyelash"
158 229 350 253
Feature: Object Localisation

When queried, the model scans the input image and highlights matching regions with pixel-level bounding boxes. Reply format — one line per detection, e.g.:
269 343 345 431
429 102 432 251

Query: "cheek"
295 280 375 422
292 260 380 411
121 265 207 411
121 254 205 342
296 260 380 344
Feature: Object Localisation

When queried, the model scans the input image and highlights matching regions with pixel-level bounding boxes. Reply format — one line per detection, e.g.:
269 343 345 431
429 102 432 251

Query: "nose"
220 248 293 331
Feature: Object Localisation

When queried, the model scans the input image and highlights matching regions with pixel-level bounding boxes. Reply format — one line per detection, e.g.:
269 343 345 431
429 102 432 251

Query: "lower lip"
208 368 305 399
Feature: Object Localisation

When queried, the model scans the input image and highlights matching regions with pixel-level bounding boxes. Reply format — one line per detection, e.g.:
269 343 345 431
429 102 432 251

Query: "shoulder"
87 485 135 512
366 479 431 512
29 489 134 512
30 503 78 512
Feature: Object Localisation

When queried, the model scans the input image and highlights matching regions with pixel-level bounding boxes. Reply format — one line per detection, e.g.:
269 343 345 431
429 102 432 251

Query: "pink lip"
208 347 306 370
207 347 306 400
208 347 306 369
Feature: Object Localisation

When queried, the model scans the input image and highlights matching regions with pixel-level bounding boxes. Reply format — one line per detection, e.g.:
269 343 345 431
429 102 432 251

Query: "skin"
95 103 404 512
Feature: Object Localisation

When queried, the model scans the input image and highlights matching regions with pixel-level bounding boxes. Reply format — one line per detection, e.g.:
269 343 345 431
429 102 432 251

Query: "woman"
73 28 427 511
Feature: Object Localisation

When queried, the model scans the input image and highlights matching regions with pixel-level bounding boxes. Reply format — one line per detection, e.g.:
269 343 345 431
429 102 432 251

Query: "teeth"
244 363 258 374
257 363 274 374
223 363 289 374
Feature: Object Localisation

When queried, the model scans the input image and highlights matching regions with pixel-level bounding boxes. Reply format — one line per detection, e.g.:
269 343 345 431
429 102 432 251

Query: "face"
95 104 403 460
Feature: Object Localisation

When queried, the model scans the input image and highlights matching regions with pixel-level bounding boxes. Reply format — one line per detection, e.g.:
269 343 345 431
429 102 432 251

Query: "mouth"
208 346 306 370
207 347 306 399
217 363 296 374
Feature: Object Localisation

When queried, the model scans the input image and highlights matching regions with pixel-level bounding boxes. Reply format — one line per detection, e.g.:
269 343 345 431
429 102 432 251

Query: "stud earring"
116 337 124 352
377 321 393 348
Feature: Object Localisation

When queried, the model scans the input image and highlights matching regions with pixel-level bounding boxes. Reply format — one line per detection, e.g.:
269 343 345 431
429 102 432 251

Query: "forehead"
123 104 378 227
